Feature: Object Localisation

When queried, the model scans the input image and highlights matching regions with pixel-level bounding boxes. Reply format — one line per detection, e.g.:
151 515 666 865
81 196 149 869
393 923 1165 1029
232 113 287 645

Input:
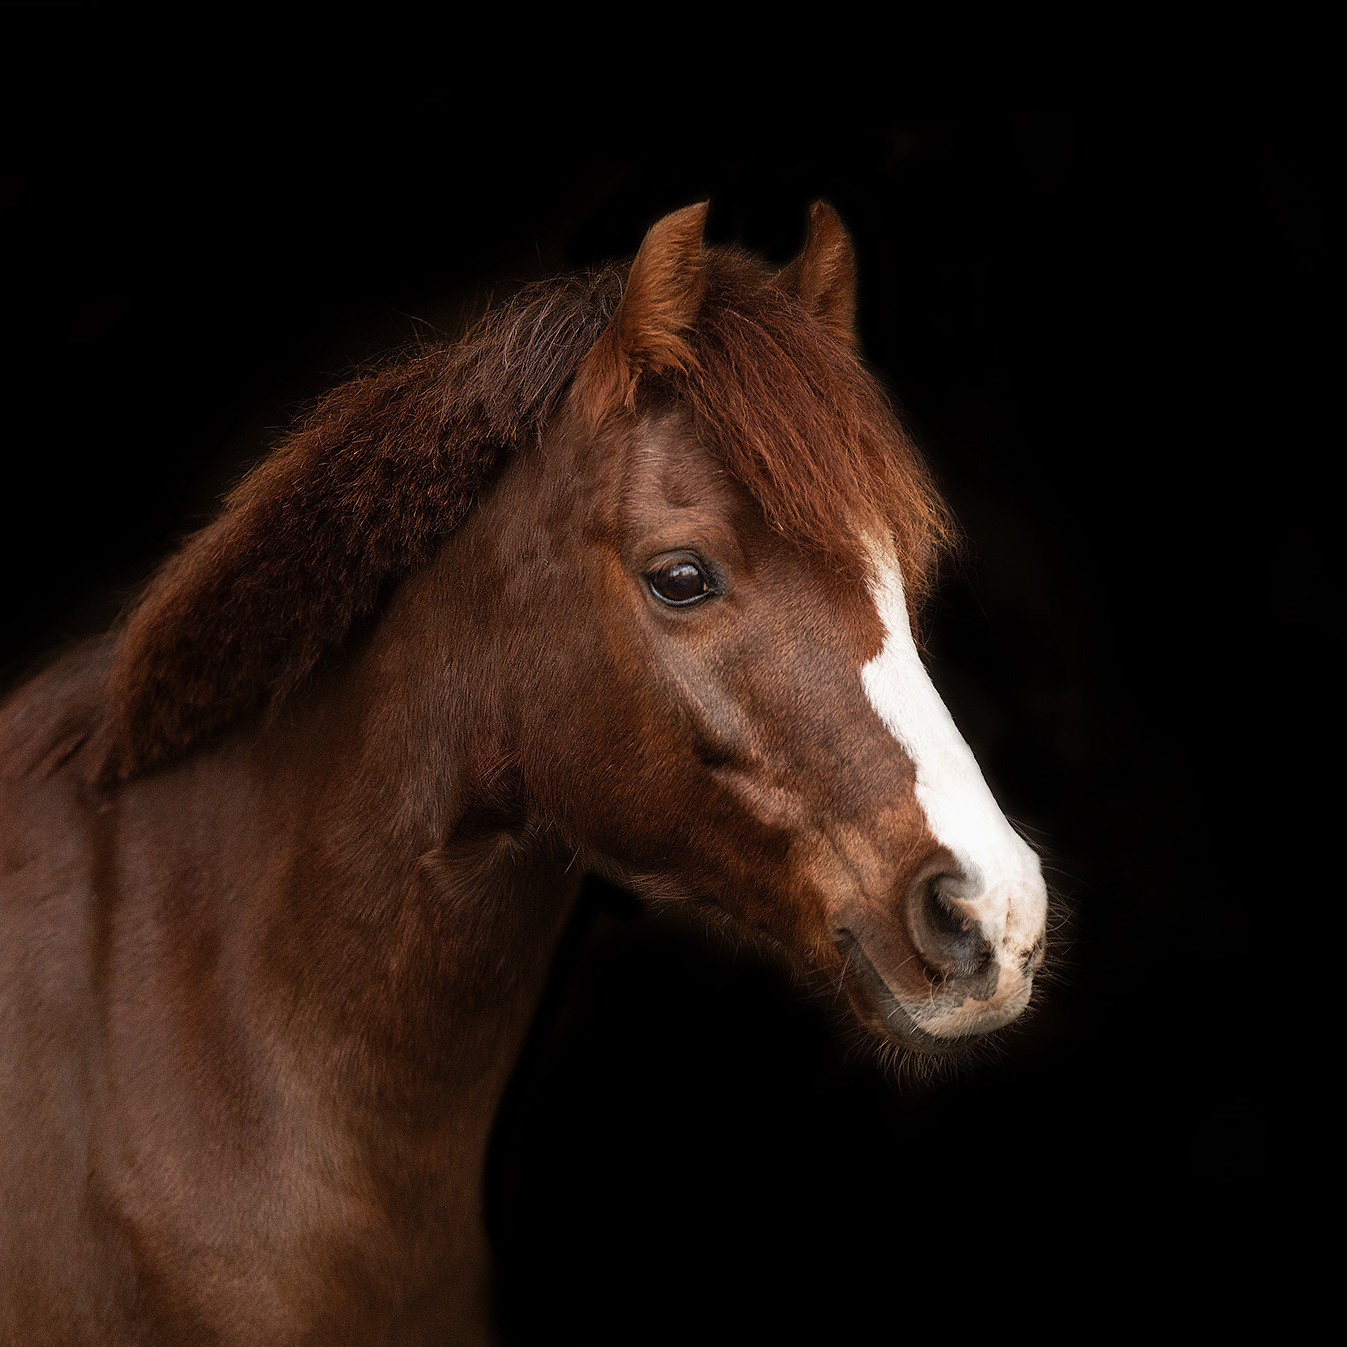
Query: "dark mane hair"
106 247 954 779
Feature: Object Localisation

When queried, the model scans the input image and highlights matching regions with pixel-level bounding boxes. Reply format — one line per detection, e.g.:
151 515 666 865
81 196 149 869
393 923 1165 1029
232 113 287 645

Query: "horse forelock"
673 252 958 606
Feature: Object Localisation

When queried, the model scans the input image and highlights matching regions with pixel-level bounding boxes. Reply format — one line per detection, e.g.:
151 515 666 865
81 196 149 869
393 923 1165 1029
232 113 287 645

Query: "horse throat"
266 776 580 1120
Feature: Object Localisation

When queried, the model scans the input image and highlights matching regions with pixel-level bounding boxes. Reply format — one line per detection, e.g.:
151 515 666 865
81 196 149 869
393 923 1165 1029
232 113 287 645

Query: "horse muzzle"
833 908 1045 1052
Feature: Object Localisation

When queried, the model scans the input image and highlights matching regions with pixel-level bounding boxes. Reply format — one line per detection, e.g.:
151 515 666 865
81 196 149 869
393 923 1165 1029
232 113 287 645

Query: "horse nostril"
908 868 994 981
927 878 974 940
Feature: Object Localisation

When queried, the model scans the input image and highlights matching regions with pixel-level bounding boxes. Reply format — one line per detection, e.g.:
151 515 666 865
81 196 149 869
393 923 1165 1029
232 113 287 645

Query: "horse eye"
647 558 712 607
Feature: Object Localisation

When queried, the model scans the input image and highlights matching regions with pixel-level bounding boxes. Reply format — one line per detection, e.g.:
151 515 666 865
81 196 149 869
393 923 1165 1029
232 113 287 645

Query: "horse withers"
0 202 1048 1343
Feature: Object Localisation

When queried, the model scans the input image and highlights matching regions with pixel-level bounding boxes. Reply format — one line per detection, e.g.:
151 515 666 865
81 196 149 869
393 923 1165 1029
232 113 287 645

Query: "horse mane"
103 272 624 779
104 239 954 780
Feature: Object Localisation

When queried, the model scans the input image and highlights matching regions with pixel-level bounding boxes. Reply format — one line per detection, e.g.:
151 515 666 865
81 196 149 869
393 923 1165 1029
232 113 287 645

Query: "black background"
4 14 1334 1326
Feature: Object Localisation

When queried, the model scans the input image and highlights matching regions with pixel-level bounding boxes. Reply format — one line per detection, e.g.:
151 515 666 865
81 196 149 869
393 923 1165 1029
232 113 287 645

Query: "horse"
0 201 1048 1344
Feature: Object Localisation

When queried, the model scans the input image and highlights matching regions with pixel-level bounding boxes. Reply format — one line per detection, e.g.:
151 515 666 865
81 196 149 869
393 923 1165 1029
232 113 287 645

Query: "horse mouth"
832 929 1031 1052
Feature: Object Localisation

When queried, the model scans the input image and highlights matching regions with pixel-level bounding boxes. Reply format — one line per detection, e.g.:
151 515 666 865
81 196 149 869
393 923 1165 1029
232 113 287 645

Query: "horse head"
475 202 1049 1051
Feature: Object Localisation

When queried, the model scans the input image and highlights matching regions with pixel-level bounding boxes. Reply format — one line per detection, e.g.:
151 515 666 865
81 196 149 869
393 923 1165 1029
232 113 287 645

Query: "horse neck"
201 488 582 1142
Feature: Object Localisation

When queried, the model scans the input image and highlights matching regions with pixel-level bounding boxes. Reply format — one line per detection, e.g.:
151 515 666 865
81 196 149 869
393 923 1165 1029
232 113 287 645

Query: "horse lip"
832 928 961 1053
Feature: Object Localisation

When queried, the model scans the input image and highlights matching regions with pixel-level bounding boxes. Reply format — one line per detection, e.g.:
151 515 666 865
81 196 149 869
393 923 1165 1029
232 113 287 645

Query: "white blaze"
859 546 1046 954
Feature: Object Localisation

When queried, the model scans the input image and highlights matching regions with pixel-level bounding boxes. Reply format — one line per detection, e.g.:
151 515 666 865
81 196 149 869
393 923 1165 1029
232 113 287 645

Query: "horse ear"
776 200 857 345
575 201 710 417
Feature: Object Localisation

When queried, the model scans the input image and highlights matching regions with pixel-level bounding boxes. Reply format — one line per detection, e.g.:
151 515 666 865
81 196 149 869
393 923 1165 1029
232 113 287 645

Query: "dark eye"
647 557 713 607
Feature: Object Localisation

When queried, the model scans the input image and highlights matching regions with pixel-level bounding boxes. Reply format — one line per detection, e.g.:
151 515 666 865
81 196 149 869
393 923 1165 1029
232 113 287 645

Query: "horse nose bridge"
903 756 1047 930
857 541 1047 953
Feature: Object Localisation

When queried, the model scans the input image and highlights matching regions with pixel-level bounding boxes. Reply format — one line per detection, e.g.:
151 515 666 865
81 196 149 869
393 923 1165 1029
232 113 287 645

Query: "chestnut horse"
0 203 1047 1344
